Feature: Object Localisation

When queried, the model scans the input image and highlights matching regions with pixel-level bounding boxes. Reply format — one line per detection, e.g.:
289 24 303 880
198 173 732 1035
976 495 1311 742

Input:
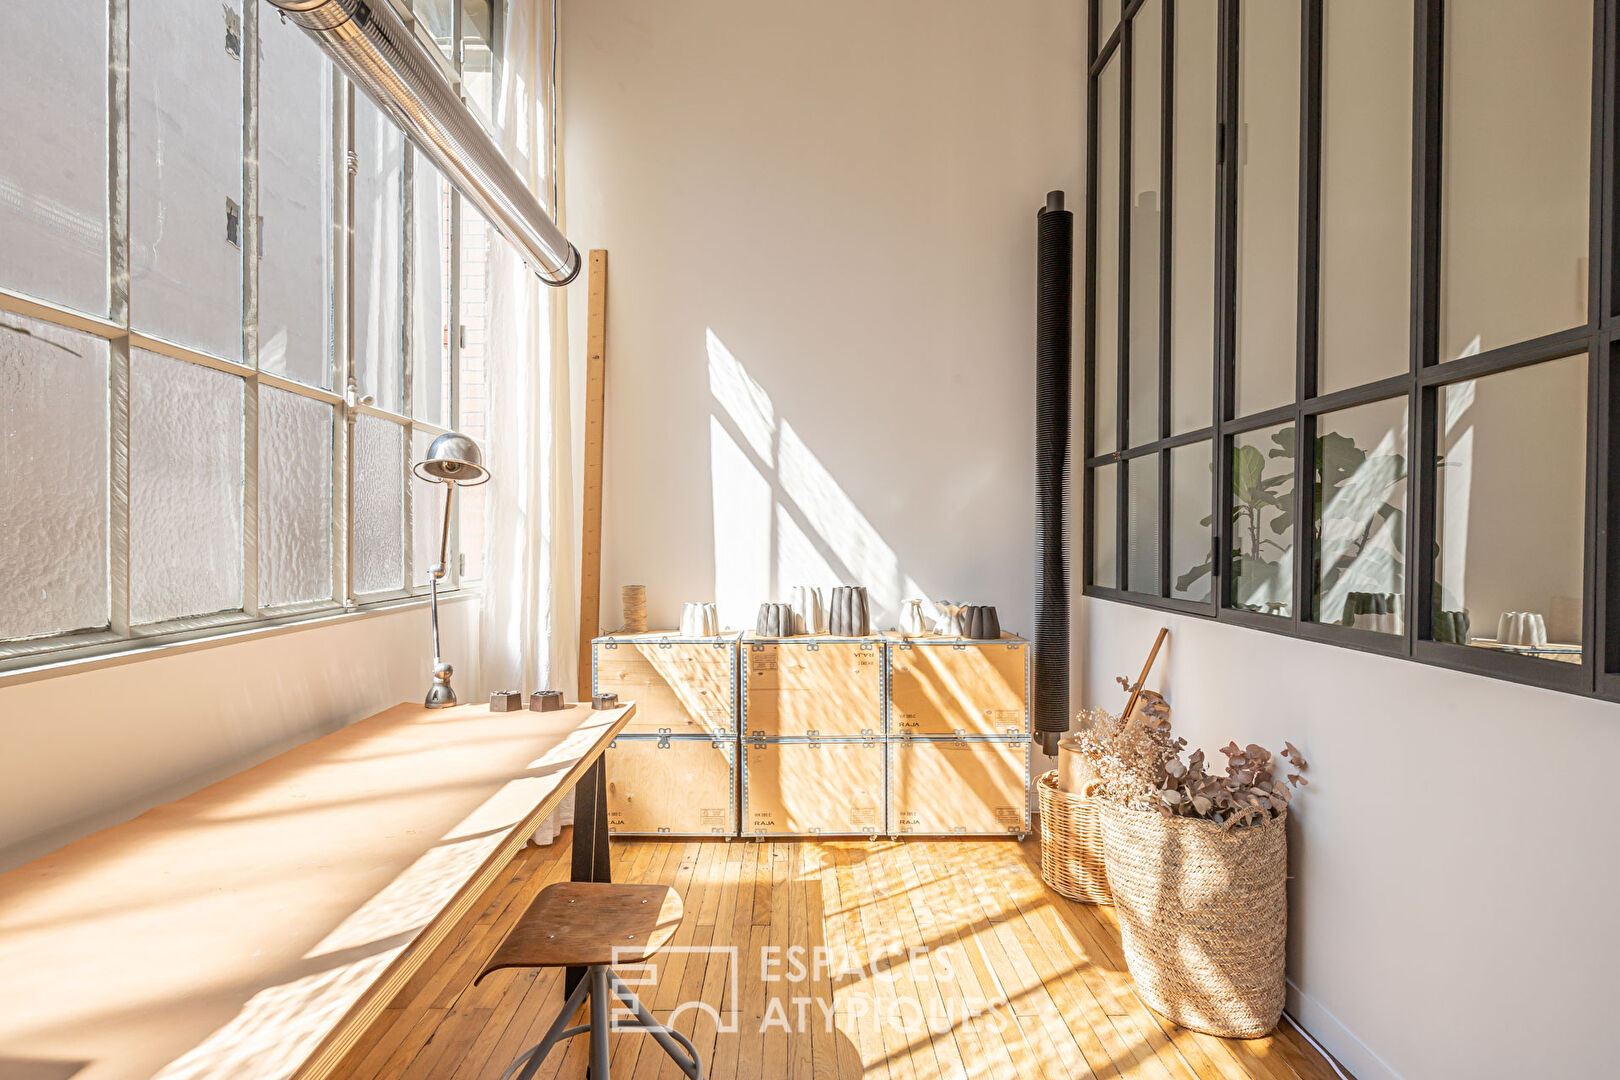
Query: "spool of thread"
529 690 564 712
621 585 648 633
592 692 619 710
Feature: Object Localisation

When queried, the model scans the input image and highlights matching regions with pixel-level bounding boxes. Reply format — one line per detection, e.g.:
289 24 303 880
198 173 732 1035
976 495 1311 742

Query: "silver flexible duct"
268 0 581 285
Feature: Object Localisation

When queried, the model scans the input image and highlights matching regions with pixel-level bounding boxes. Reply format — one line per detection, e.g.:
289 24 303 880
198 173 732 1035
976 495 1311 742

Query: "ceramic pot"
757 602 796 637
1497 611 1548 647
790 585 826 635
933 602 967 637
961 605 1001 640
1345 591 1400 634
829 586 870 637
898 599 929 636
680 601 718 638
1434 609 1470 645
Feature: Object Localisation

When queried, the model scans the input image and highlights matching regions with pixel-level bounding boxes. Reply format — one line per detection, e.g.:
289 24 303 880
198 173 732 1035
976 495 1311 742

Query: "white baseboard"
1286 979 1405 1080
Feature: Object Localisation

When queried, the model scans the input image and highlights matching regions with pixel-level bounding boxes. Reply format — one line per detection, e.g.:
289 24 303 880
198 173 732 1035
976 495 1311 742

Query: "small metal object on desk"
529 690 564 712
489 690 523 712
591 692 619 710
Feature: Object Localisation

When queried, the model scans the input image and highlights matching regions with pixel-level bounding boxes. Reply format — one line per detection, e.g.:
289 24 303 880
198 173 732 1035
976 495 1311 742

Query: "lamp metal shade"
413 431 490 486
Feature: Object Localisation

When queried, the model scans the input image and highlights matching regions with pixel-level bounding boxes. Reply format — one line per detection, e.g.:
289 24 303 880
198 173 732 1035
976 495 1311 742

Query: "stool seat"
477 882 683 979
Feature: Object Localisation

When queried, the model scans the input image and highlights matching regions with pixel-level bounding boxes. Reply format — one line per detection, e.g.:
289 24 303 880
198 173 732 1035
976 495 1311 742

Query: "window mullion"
107 0 132 640
1292 0 1322 631
241 0 261 620
448 187 463 588
340 77 358 607
402 146 417 593
1158 0 1175 596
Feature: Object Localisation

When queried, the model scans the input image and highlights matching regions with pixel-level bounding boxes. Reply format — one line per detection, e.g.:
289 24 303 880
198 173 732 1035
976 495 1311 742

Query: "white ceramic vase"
680 601 718 638
1496 611 1548 648
898 599 929 636
933 601 967 637
789 585 826 635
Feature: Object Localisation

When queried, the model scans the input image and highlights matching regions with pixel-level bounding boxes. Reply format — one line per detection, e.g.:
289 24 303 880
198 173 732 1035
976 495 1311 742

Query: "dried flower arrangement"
1075 676 1308 831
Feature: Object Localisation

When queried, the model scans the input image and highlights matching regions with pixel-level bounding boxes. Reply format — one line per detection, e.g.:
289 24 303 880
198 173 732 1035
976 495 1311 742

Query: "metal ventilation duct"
268 0 581 285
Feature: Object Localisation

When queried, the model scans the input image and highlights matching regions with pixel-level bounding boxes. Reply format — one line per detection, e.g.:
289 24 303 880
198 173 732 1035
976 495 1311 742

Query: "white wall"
1079 597 1620 1080
561 0 1084 636
0 598 477 870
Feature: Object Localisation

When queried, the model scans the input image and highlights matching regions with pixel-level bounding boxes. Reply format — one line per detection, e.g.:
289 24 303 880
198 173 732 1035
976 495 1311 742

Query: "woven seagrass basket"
1101 805 1288 1038
1036 770 1111 905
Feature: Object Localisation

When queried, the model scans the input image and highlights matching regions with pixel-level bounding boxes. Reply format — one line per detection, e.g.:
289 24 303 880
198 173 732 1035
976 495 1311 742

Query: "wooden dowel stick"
1122 627 1169 720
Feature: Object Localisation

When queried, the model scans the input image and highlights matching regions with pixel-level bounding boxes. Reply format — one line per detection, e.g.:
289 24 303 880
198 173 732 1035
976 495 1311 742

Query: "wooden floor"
329 830 1343 1080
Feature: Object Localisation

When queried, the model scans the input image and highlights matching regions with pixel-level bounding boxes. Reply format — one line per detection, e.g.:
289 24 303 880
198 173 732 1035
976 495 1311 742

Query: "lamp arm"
430 480 456 665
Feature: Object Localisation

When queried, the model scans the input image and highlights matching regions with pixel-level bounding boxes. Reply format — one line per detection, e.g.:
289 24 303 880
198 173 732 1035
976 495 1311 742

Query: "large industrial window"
0 0 503 669
1085 0 1618 699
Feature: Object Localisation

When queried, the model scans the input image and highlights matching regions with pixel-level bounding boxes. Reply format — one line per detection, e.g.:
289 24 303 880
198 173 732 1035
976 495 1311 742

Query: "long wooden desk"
0 700 634 1080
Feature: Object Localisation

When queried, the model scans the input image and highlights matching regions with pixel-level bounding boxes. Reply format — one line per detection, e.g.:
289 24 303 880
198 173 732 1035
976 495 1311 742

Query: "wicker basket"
1036 770 1111 904
1101 805 1288 1038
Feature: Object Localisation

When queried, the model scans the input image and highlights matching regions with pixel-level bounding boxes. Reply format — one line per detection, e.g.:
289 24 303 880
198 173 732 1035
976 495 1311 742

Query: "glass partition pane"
0 313 110 639
1319 0 1411 394
0 0 109 316
1127 454 1161 595
1230 423 1295 616
462 0 499 122
259 13 332 389
1092 464 1118 589
1094 59 1121 454
1170 0 1217 434
1234 0 1300 417
130 349 244 623
130 0 245 362
259 388 333 607
412 152 452 426
1313 398 1408 632
1434 355 1586 659
353 95 405 414
1441 0 1591 360
1129 1 1163 446
1169 441 1214 602
414 0 455 59
353 414 406 594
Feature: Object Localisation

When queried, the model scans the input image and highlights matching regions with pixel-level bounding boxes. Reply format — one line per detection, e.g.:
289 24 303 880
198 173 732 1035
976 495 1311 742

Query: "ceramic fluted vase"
961 605 1001 640
933 601 967 637
757 602 796 637
898 599 929 636
679 601 718 638
789 585 826 635
828 586 870 637
1497 611 1548 647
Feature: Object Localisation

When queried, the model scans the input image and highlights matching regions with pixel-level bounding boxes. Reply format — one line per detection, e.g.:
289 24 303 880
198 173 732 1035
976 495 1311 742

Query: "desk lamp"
412 432 490 708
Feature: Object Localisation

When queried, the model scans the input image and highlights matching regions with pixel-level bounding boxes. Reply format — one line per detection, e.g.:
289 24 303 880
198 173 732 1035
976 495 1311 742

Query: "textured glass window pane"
456 210 494 581
1128 1 1162 447
1092 464 1118 589
131 0 244 363
0 313 109 639
1127 454 1161 595
1230 424 1295 616
414 1 455 59
259 388 332 606
1435 356 1586 658
1441 1 1590 360
354 96 404 413
1234 0 1300 418
1093 59 1121 455
1319 0 1411 394
0 0 109 316
1313 398 1408 633
259 15 332 389
130 349 244 623
412 153 451 426
1169 441 1214 602
353 414 406 593
462 0 497 122
1170 0 1217 435
412 428 444 586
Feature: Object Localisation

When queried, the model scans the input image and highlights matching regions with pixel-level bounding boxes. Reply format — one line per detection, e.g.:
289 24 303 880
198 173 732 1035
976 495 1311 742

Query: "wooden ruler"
577 250 608 699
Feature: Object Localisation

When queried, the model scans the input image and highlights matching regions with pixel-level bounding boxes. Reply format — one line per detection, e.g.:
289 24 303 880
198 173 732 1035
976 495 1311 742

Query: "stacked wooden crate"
592 632 740 836
884 633 1032 836
740 633 885 836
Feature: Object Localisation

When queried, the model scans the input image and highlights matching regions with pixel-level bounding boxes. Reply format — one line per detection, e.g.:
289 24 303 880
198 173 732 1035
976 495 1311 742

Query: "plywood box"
606 734 738 836
741 634 884 738
593 632 739 736
887 738 1030 836
885 634 1029 738
742 738 884 836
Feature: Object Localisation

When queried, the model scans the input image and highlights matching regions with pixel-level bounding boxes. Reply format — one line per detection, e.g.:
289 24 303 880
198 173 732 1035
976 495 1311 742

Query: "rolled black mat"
1034 191 1073 740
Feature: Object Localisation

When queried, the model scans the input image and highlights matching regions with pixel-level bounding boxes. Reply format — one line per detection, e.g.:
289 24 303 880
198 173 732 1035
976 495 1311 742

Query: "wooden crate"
592 632 738 736
885 634 1029 738
740 634 884 738
606 734 738 836
887 738 1030 836
741 738 884 837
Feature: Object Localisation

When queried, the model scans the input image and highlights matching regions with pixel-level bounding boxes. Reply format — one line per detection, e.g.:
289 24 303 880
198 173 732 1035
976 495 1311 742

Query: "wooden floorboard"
325 830 1347 1080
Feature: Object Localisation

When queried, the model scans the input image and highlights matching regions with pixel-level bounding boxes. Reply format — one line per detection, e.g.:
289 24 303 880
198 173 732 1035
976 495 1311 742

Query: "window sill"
0 591 480 690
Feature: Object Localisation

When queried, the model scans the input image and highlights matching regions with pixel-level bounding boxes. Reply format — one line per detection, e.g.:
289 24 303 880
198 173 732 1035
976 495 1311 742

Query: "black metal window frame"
1083 0 1620 700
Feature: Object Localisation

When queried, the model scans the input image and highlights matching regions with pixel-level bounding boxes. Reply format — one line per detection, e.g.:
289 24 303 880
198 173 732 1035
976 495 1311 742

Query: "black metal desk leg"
566 755 613 995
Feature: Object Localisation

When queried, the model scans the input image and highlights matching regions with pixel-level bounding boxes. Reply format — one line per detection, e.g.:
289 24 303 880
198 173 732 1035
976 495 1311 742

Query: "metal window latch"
225 198 241 248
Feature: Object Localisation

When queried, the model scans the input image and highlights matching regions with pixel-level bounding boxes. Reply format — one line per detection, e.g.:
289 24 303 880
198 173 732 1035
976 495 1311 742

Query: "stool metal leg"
589 965 612 1078
607 970 704 1079
497 968 594 1080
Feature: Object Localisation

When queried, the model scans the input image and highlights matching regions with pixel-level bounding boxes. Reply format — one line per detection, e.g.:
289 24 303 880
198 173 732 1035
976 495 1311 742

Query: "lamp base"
425 661 456 709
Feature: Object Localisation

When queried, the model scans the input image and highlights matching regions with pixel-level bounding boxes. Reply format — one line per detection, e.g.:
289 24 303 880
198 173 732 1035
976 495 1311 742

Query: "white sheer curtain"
479 0 579 845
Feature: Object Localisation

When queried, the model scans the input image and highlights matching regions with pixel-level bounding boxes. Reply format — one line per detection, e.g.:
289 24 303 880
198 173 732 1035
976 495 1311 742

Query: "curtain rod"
268 0 581 286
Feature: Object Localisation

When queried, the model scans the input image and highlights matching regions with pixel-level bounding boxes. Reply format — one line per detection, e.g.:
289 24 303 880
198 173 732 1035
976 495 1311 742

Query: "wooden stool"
475 881 702 1079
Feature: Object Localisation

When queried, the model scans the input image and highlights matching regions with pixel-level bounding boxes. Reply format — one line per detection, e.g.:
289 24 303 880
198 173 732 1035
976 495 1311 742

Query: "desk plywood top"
0 700 634 1080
